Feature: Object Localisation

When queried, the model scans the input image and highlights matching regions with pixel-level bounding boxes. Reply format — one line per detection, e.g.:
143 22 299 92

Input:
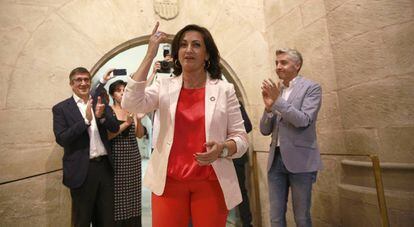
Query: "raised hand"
261 78 280 112
85 99 93 122
146 22 168 59
103 68 115 82
94 96 105 118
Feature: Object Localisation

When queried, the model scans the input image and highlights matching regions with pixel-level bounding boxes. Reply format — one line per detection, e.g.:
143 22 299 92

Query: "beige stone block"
223 31 270 108
316 156 343 192
339 184 414 227
105 1 155 40
266 7 303 45
264 0 306 26
382 167 414 193
0 172 71 226
378 127 414 162
339 187 382 227
0 109 54 143
313 219 335 227
284 20 337 92
327 0 414 45
0 27 31 66
323 0 346 11
318 93 340 124
0 142 61 183
222 0 265 31
317 115 343 132
7 66 71 109
0 2 48 32
300 0 326 27
344 128 381 155
312 190 341 226
15 13 100 72
388 207 414 227
332 30 389 89
0 64 13 109
57 1 132 54
0 3 48 66
289 17 330 51
338 74 414 129
179 0 223 29
318 131 347 154
213 11 262 58
242 81 269 111
381 21 414 76
302 49 337 93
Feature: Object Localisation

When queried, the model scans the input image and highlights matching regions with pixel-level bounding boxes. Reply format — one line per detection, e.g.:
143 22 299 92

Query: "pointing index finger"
152 22 159 35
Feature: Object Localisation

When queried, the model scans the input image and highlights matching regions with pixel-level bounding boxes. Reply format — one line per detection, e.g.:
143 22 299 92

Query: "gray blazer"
260 76 323 173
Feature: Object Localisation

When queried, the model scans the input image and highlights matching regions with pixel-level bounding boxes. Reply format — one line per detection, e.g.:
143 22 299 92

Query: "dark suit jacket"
52 95 119 189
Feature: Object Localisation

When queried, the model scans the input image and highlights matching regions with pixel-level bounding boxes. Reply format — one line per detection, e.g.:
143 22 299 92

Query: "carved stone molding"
154 0 179 20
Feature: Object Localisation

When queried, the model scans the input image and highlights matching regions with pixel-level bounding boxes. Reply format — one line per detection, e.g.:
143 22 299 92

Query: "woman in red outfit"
122 22 249 227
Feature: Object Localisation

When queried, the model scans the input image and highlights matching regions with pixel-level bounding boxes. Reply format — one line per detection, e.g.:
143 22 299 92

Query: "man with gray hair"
260 48 323 227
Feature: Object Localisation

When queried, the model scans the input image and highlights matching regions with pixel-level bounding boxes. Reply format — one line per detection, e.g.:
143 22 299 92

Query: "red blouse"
167 87 217 181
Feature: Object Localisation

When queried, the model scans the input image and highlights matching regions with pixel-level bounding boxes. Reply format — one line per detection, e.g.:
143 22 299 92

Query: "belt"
90 155 107 162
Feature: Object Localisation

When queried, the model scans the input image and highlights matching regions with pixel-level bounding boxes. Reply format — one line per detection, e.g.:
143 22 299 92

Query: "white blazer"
122 74 249 210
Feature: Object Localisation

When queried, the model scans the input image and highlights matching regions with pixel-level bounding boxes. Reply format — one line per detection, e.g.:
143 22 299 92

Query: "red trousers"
152 177 228 227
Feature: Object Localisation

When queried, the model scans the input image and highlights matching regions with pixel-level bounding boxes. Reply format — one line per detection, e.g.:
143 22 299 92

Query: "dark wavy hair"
171 24 222 79
109 79 127 95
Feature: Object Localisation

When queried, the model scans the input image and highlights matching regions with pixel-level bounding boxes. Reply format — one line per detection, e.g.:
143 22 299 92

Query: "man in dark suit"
260 49 323 227
52 67 119 227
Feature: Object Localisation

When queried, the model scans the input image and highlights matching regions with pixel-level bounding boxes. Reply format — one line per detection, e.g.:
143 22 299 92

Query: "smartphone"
113 69 127 76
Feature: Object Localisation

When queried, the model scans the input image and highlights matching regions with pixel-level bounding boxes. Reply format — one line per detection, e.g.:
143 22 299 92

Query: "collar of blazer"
67 96 86 123
167 72 219 140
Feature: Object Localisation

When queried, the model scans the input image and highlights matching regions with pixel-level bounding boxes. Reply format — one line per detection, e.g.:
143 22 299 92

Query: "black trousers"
70 157 114 227
234 160 253 227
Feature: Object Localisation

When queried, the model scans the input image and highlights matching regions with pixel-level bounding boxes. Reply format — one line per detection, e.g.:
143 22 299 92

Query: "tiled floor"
141 158 238 227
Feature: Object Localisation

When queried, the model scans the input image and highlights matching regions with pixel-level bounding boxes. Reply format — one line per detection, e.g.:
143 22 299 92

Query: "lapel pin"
210 97 216 101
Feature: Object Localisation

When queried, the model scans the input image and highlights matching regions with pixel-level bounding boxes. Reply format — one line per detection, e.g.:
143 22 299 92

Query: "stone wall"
263 0 414 226
326 0 414 226
0 0 413 226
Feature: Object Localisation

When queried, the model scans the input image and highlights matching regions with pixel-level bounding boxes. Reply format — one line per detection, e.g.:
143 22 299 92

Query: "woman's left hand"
194 141 224 166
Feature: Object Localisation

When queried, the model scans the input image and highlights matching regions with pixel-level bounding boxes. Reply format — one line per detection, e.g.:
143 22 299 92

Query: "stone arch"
89 34 248 105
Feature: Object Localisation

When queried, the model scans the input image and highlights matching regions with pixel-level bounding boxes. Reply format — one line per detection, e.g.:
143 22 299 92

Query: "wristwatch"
219 143 229 158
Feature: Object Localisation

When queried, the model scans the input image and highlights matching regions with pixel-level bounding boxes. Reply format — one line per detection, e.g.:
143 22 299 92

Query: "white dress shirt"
73 94 107 158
